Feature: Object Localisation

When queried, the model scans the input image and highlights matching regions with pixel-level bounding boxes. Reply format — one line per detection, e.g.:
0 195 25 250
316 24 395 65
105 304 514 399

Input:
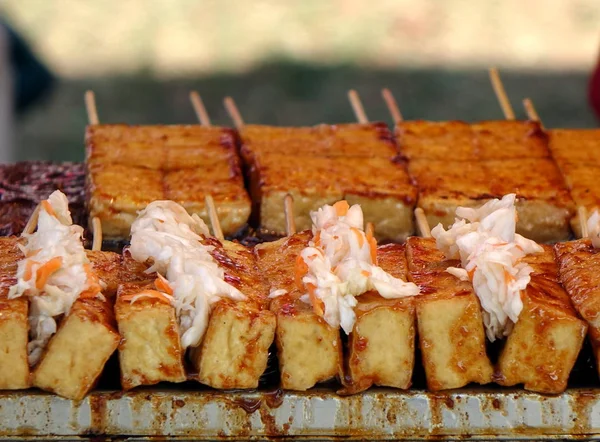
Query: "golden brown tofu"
343 243 415 394
255 232 344 390
86 124 251 239
86 249 153 297
409 158 574 243
396 120 549 161
496 246 587 394
406 237 493 391
190 239 276 389
0 237 30 390
32 296 120 400
555 239 600 380
251 153 416 241
548 128 600 169
115 283 186 390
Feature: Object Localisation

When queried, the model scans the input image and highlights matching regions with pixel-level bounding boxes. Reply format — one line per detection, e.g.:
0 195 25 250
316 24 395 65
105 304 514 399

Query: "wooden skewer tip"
488 67 516 121
347 89 369 124
189 91 212 127
204 195 224 241
578 206 589 239
381 88 403 123
84 90 99 125
91 217 103 252
414 208 432 238
223 96 245 129
283 194 296 236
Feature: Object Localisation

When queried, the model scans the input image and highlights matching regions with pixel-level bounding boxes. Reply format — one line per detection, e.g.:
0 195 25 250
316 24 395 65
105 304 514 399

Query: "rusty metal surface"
0 388 599 440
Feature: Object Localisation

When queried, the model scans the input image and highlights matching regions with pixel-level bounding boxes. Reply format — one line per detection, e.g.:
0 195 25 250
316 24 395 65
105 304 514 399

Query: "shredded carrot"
35 257 63 289
80 264 102 298
503 270 515 283
361 270 370 277
313 231 321 247
350 227 365 248
365 228 377 263
123 289 171 304
333 200 349 216
295 255 308 290
154 274 173 296
41 200 57 218
467 268 475 281
307 283 324 316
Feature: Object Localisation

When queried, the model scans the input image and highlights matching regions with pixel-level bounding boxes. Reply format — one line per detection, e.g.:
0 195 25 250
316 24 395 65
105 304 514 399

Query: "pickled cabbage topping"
587 210 600 248
9 190 102 366
129 201 245 349
431 194 543 342
296 201 419 334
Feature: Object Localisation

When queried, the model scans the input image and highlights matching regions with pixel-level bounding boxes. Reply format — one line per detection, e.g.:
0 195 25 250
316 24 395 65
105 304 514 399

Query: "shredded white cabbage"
431 194 543 342
296 201 419 334
587 210 600 248
8 190 101 366
129 201 246 349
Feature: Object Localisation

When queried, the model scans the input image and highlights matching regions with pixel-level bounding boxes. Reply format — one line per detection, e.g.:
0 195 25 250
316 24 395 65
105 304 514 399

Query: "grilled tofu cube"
406 237 493 391
555 239 600 380
255 232 344 390
548 129 600 169
0 237 30 390
250 153 416 241
115 283 186 389
86 250 123 297
343 243 415 393
190 239 276 389
496 246 587 393
32 296 120 400
396 120 549 161
409 158 574 243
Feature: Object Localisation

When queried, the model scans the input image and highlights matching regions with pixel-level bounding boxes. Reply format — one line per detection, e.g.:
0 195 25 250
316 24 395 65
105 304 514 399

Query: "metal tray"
1 387 599 440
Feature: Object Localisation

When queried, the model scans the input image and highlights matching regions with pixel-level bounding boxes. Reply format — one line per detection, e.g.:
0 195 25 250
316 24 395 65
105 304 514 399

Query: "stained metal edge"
0 388 599 440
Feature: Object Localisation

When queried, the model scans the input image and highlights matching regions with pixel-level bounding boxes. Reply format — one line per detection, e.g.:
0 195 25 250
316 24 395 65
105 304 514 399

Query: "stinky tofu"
0 237 30 390
32 296 120 400
406 237 493 391
555 239 600 380
409 158 574 243
115 282 187 390
343 243 415 394
496 246 587 393
548 129 600 169
396 120 549 161
255 231 344 390
251 153 416 241
190 239 276 389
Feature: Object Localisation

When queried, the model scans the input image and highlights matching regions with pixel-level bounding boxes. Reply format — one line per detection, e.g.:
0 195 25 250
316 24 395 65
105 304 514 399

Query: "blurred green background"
2 0 600 162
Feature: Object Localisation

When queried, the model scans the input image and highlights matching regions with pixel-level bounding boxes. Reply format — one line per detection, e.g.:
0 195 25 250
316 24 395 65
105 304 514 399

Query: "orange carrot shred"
41 200 57 218
295 255 308 290
333 200 349 216
80 264 102 298
35 257 63 290
313 231 321 247
155 274 173 296
467 268 475 280
351 227 365 248
307 283 324 316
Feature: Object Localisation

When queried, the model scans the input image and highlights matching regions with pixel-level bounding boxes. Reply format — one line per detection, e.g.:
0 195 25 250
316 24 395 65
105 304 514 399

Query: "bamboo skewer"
22 203 41 236
189 91 212 127
85 90 100 125
489 68 516 120
381 88 403 123
522 98 542 125
347 89 369 124
579 206 589 239
91 217 103 252
205 195 224 241
284 194 296 236
224 97 245 129
415 208 432 238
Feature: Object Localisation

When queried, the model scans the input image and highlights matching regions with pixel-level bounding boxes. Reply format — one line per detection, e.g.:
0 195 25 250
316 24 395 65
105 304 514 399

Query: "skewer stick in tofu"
255 196 343 390
381 88 403 123
347 89 369 124
488 67 516 120
579 206 590 238
189 91 212 127
84 90 100 125
284 193 296 237
92 216 103 252
224 96 245 129
415 207 432 238
523 98 542 124
189 196 276 389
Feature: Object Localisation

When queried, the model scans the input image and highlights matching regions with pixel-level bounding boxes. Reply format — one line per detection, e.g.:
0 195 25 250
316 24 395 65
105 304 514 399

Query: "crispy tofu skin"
240 123 416 242
86 249 153 297
86 124 251 239
254 232 344 390
190 239 276 389
396 120 549 161
409 158 574 243
406 237 493 391
555 239 600 379
32 296 120 400
496 246 587 394
115 283 186 390
548 129 600 169
342 243 415 394
0 237 30 389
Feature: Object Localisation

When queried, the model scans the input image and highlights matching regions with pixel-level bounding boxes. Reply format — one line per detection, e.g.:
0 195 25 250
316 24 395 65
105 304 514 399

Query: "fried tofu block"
86 249 153 297
409 158 574 243
555 239 600 380
548 129 600 169
32 296 120 400
396 120 549 161
251 153 416 241
255 232 344 390
240 123 398 161
0 237 30 390
190 239 276 389
406 237 493 391
496 246 587 393
343 243 415 393
115 283 186 389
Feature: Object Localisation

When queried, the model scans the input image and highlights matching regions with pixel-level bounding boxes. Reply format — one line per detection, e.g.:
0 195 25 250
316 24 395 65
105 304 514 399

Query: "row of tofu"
4 191 600 400
85 120 600 245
